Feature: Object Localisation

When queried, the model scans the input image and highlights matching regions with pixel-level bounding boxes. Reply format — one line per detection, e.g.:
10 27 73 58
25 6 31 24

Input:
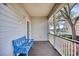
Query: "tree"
59 3 79 40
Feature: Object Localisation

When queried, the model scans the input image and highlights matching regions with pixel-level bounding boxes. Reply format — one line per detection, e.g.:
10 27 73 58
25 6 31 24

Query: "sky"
71 4 79 17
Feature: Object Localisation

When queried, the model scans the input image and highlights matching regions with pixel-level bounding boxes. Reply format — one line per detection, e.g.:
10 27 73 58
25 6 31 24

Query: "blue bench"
12 36 34 56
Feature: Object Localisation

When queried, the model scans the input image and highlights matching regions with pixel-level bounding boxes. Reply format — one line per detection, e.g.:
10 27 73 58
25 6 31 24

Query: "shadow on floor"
19 53 26 56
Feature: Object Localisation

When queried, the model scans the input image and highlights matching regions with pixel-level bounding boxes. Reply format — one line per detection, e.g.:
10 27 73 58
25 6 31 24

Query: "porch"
0 3 79 56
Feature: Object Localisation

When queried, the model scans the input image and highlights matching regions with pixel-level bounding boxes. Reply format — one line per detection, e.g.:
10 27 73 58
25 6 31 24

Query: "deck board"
29 41 61 56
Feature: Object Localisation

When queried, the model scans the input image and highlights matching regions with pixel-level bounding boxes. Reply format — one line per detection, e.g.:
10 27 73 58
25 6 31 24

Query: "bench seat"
12 36 34 56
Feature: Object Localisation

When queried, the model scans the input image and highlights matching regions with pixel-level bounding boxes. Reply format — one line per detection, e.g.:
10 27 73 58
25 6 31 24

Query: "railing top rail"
49 33 79 44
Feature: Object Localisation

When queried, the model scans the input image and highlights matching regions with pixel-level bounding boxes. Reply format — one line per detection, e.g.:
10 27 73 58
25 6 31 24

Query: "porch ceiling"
22 3 55 17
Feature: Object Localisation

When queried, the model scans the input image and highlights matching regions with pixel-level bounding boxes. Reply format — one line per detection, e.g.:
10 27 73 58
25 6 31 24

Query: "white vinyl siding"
0 4 30 56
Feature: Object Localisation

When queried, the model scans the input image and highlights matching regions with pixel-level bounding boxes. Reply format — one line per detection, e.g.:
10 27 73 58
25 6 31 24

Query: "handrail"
54 35 79 44
49 33 79 44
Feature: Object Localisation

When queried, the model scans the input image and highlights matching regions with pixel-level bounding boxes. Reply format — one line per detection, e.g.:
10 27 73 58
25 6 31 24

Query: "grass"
62 35 79 41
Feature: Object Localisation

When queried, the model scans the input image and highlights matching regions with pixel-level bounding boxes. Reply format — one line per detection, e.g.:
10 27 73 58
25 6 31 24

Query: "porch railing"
48 33 79 56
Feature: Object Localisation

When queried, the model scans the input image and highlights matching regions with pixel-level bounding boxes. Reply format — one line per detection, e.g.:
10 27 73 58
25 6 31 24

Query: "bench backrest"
12 36 27 47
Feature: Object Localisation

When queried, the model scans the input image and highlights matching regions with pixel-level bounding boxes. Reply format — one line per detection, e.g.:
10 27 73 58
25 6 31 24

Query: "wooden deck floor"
29 41 61 56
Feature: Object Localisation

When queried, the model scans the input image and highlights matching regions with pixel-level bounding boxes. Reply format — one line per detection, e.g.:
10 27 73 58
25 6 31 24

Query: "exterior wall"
31 17 48 41
0 3 31 56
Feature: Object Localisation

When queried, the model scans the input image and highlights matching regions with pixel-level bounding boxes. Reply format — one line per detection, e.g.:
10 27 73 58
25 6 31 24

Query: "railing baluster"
67 40 68 56
69 41 71 56
63 39 65 55
65 40 66 56
70 42 72 56
75 43 79 56
66 40 68 56
65 40 67 56
74 42 77 56
78 44 79 56
67 41 70 56
64 39 65 55
73 42 74 56
72 42 74 56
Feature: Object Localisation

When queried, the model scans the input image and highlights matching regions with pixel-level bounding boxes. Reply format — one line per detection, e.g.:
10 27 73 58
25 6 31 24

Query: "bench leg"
31 42 35 48
26 52 29 56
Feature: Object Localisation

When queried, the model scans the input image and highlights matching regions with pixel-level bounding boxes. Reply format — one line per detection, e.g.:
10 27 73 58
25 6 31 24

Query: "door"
27 21 29 39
